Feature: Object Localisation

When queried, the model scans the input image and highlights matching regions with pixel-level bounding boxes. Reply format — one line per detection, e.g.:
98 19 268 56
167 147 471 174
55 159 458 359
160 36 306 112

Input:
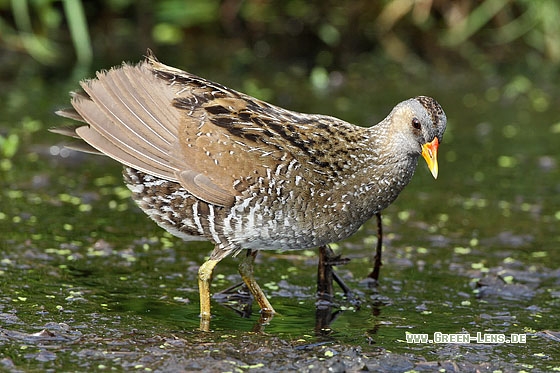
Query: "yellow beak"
421 137 439 179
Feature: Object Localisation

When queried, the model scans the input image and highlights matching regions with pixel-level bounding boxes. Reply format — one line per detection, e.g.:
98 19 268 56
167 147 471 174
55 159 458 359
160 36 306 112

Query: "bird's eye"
412 117 421 130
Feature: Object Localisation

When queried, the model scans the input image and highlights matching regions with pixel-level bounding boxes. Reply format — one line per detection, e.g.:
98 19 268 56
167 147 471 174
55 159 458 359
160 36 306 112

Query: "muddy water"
1 62 559 371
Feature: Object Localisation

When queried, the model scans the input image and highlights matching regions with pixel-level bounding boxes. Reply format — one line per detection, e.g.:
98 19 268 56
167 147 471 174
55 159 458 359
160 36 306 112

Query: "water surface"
1 59 559 371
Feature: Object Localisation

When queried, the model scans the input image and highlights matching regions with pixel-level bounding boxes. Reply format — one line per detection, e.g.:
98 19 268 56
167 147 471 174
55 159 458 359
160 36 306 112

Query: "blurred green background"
2 0 559 76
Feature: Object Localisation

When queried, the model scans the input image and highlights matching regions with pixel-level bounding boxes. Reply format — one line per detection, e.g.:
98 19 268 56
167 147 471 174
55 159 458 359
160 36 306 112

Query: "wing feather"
54 53 362 208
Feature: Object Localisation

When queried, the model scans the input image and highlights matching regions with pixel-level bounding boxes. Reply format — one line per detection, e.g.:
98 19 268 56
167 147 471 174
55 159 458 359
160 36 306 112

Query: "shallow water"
1 57 559 371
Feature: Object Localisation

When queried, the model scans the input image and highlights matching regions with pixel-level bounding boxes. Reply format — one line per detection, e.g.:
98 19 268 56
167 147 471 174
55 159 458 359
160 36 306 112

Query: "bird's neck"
348 123 419 215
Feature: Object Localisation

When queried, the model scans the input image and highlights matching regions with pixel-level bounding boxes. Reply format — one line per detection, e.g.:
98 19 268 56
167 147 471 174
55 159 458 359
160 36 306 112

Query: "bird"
52 51 447 331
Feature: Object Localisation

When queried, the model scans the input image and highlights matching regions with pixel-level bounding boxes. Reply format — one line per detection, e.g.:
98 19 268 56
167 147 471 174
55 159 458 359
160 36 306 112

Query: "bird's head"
387 96 447 179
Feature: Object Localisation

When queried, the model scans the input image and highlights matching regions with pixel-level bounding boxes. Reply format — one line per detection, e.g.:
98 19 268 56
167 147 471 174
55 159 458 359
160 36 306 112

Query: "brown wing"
54 52 359 207
56 60 183 180
150 56 361 192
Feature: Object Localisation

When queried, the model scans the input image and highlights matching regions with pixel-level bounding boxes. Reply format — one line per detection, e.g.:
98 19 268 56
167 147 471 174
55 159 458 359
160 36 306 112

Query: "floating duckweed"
66 290 83 299
498 200 510 208
114 186 132 199
417 247 428 254
108 200 128 211
46 248 72 256
12 216 22 223
58 193 82 205
498 155 517 168
462 198 487 209
87 247 107 257
398 210 410 221
79 204 92 212
454 247 471 255
63 223 73 231
471 262 488 272
246 363 264 369
520 203 532 212
502 275 514 284
7 190 23 199
94 175 118 186
531 251 547 258
123 253 137 262
438 213 449 223
324 350 335 358
461 300 471 306
160 237 174 248
264 282 279 291
0 212 6 220
469 238 479 247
